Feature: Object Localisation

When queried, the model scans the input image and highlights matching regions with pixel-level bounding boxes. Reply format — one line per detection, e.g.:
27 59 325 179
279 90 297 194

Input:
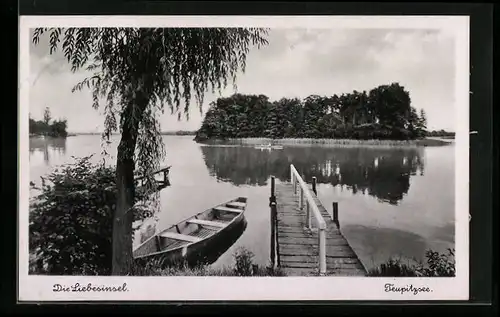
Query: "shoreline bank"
195 137 453 147
29 134 70 138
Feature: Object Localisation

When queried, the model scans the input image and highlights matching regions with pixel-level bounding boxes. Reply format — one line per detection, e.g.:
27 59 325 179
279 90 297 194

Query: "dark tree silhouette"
195 85 428 142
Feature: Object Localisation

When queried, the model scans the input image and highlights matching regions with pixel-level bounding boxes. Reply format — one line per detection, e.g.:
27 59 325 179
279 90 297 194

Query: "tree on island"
419 109 427 127
32 27 269 275
29 106 68 137
195 84 429 142
413 108 428 139
43 107 51 125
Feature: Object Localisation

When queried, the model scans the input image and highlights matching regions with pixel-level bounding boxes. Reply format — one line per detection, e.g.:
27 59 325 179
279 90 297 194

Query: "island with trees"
29 107 68 138
194 83 451 146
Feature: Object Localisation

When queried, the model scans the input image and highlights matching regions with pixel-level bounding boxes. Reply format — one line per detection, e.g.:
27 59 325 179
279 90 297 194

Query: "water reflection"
201 145 425 205
29 137 67 164
188 218 248 267
341 224 429 268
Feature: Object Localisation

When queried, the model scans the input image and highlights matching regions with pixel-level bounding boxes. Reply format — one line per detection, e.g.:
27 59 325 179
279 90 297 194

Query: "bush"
29 155 151 275
417 249 456 277
230 246 286 276
233 246 255 276
368 248 455 277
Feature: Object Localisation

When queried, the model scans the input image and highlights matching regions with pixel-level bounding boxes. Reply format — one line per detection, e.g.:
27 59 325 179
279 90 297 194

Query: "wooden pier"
269 164 367 276
134 165 172 192
131 166 172 228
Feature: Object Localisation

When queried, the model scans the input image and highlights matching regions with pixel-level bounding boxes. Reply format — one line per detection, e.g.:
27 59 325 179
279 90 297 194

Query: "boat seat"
187 219 226 228
226 202 246 208
214 206 243 213
158 232 201 243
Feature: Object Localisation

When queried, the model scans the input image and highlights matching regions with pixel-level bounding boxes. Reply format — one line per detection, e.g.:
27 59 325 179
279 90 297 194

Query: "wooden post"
312 176 317 195
270 202 276 268
299 187 304 210
163 170 168 185
306 202 311 229
252 264 259 275
318 228 327 276
270 176 276 268
332 202 339 227
271 175 275 198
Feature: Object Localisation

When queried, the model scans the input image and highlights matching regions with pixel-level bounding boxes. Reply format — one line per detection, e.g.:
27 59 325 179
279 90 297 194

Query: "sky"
28 27 457 133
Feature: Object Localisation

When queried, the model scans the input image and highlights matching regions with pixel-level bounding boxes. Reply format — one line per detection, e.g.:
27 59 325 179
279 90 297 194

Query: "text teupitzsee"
52 282 129 293
384 283 432 295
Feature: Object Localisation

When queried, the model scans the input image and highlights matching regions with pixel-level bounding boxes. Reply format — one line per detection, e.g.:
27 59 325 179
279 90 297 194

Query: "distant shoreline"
196 137 453 147
58 131 197 136
29 133 69 138
31 133 453 147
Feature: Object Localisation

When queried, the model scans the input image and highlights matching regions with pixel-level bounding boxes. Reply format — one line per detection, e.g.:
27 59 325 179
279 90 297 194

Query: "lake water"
29 135 455 271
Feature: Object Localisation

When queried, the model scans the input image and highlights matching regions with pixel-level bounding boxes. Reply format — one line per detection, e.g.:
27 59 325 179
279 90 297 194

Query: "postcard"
19 15 469 301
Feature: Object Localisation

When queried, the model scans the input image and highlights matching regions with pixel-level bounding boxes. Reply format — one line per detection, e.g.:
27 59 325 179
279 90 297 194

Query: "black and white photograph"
19 15 470 301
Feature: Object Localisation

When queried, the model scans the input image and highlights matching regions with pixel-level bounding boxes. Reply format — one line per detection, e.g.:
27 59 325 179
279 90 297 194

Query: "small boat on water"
254 143 284 150
133 197 248 267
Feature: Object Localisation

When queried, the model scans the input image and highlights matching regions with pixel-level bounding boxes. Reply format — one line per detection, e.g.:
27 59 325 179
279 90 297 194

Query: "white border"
18 15 470 302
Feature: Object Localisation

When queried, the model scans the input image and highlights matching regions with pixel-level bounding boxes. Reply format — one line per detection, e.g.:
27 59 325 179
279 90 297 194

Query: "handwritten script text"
384 283 432 295
53 283 129 293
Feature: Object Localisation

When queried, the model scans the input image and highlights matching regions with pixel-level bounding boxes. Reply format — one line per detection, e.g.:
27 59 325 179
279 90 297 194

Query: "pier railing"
289 164 327 275
134 165 171 187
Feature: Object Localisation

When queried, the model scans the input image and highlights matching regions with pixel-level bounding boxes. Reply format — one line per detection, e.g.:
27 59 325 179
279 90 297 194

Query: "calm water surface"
29 135 455 270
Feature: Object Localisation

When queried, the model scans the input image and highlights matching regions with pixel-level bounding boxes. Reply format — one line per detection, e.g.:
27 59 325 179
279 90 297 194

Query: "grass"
367 249 456 277
131 246 287 277
30 245 455 277
139 247 455 277
199 137 452 148
30 245 286 276
133 263 286 276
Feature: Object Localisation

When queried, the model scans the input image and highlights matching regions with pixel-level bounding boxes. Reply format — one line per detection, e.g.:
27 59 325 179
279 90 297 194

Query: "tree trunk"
112 120 138 275
112 94 149 275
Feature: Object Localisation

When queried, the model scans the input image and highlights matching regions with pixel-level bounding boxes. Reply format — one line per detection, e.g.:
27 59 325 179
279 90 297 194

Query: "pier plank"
275 182 366 276
278 237 349 246
279 267 367 276
280 261 364 271
279 246 357 258
279 255 362 265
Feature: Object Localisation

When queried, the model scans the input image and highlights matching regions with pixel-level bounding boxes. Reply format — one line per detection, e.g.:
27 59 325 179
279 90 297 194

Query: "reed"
367 257 419 277
200 137 451 148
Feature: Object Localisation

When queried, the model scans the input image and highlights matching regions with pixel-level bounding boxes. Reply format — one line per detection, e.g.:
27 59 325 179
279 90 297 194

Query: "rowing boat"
254 144 284 150
133 197 248 268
